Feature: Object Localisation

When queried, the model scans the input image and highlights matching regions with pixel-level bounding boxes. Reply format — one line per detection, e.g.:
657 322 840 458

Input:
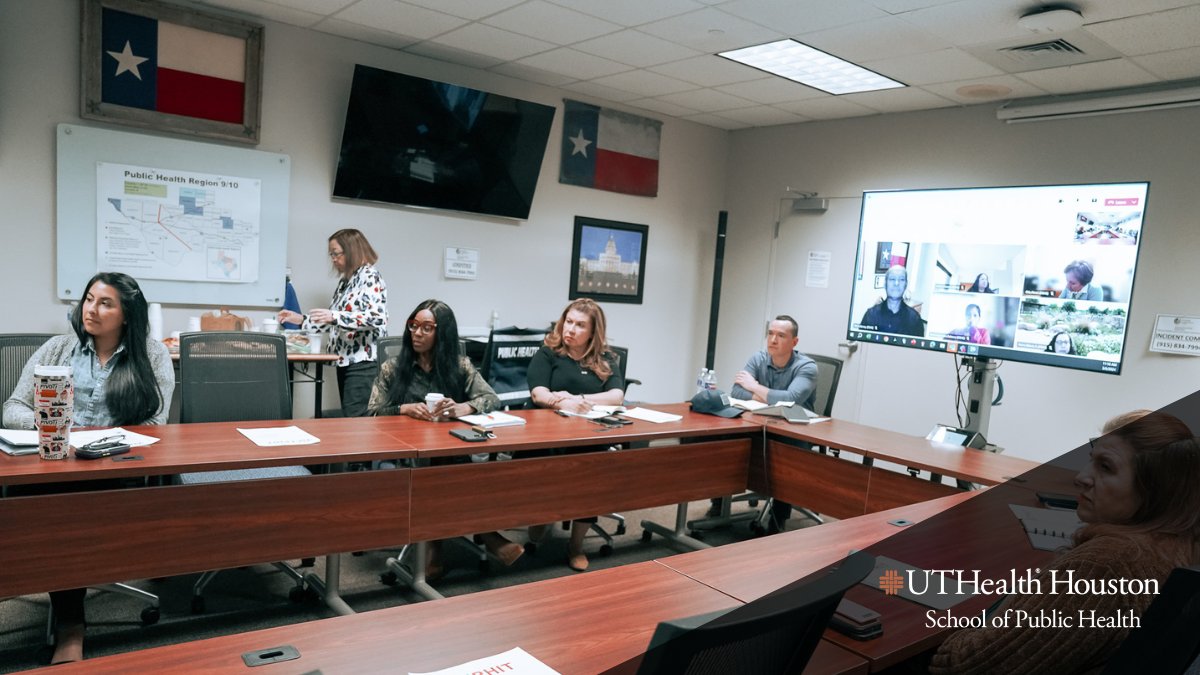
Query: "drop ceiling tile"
517 48 632 80
841 85 956 112
562 80 647 103
720 0 887 35
398 0 526 21
1084 5 1200 56
715 77 827 103
198 0 326 26
1131 46 1200 80
638 7 784 53
774 96 878 119
862 48 1003 85
546 0 706 26
649 55 765 87
712 104 807 126
429 23 556 62
656 88 758 112
245 0 356 15
921 75 1047 103
573 30 702 67
1081 0 1200 24
315 18 422 49
684 113 751 129
333 0 466 39
483 0 622 45
866 0 961 14
490 61 579 87
626 97 701 116
897 0 1033 47
590 69 700 97
403 41 506 70
801 14 949 62
1013 58 1160 95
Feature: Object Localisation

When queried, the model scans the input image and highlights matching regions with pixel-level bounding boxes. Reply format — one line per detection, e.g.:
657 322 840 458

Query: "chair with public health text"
175 331 311 613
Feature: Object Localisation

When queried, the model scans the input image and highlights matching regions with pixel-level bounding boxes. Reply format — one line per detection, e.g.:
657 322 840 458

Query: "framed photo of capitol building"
569 216 648 305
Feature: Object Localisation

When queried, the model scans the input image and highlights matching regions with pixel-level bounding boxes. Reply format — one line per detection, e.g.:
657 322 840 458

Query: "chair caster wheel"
299 557 316 568
640 530 653 543
599 544 613 556
288 585 311 603
140 606 160 625
380 571 398 586
748 499 759 508
750 522 766 536
689 531 706 541
524 542 539 555
190 596 206 614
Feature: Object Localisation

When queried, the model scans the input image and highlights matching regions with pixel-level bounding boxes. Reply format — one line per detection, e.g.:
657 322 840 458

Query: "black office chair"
176 331 311 613
691 353 844 536
0 333 162 632
1102 565 1200 675
480 325 552 410
637 551 874 674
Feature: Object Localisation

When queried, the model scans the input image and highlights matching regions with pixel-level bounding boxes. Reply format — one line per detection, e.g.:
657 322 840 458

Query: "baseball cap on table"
690 389 743 418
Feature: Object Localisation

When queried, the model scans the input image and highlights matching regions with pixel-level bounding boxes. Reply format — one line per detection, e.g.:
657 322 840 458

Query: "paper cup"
424 392 444 413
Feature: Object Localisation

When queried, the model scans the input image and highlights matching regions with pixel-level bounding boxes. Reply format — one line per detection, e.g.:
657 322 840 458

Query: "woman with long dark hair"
931 410 1199 673
368 299 523 572
967 273 995 293
278 228 387 417
527 298 625 571
3 272 174 664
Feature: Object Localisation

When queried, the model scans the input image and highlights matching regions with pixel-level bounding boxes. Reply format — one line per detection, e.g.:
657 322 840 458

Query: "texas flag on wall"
559 99 662 197
100 7 246 125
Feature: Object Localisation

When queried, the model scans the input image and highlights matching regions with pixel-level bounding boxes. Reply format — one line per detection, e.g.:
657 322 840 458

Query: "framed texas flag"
560 99 661 197
81 0 264 144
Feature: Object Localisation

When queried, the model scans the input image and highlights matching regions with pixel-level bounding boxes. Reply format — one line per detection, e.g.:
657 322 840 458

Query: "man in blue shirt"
727 314 818 533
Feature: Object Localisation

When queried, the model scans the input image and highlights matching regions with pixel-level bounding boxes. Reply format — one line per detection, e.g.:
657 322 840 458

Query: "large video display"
846 183 1149 374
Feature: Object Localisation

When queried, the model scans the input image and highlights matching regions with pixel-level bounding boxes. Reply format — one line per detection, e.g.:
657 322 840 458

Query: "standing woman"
527 298 625 572
368 299 524 572
3 272 174 664
279 228 387 417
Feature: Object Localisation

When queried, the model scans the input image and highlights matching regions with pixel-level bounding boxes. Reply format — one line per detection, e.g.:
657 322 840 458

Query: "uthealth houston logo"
877 568 1156 630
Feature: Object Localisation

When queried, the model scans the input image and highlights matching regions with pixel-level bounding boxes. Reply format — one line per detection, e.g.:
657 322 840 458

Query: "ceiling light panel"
720 39 905 94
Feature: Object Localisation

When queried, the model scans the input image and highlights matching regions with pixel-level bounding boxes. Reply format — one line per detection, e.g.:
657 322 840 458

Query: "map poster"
97 162 262 283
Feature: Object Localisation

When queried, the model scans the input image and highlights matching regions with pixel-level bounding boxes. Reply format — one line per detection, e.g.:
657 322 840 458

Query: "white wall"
0 0 731 410
718 104 1200 463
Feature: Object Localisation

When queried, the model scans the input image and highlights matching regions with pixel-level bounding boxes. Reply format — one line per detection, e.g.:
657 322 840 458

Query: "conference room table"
38 492 1022 674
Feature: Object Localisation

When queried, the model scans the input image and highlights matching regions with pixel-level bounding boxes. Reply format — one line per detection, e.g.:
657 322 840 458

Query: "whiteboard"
56 124 290 306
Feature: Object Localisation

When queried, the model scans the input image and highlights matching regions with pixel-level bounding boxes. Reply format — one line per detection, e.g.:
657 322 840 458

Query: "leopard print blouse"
302 264 388 367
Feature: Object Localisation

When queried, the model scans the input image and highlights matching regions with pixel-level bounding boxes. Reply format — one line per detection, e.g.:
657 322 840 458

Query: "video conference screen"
846 182 1149 375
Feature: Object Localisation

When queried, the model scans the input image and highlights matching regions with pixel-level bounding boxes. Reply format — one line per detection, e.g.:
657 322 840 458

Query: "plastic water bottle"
704 369 717 390
696 368 709 394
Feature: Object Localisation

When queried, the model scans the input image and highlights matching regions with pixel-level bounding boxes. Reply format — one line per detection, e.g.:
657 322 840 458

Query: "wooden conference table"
42 490 1051 675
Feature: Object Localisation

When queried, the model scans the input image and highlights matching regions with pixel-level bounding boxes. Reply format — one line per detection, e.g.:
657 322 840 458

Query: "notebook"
751 404 830 424
0 430 39 456
458 411 527 428
1009 504 1082 551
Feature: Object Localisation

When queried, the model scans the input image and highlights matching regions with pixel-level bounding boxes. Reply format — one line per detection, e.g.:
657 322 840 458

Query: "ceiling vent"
965 31 1119 73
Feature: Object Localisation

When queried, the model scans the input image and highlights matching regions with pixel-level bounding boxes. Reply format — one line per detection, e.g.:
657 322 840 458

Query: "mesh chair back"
808 354 844 417
179 332 291 423
480 326 549 409
638 551 874 674
1102 565 1200 675
1 334 56 401
377 335 405 363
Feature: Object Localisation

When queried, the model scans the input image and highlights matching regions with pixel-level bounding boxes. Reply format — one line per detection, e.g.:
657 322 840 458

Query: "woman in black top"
527 298 624 571
368 300 523 573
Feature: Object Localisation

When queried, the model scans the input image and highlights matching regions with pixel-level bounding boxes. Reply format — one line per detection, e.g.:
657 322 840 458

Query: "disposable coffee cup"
33 365 72 460
262 318 279 334
187 316 201 332
307 332 322 354
425 392 445 413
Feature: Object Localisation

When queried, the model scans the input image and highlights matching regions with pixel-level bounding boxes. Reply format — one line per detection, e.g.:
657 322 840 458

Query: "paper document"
620 407 683 424
1009 504 1081 551
459 411 527 428
410 647 560 675
730 399 790 411
71 427 161 448
593 405 627 414
0 430 37 447
556 409 609 420
237 426 320 447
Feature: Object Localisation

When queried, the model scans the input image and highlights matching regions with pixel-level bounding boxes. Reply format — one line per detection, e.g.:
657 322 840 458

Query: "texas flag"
101 7 245 125
560 99 661 197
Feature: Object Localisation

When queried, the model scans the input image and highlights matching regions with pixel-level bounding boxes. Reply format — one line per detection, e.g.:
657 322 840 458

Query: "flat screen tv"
846 182 1149 374
333 65 556 220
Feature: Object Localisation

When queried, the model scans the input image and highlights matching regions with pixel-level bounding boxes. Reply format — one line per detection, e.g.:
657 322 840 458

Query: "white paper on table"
592 405 627 414
236 426 320 447
71 427 160 447
620 407 683 424
410 647 560 675
0 429 38 446
557 409 608 420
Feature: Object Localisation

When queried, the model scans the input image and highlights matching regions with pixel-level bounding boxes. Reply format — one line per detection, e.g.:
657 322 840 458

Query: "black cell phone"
597 415 631 426
449 428 489 443
75 444 131 459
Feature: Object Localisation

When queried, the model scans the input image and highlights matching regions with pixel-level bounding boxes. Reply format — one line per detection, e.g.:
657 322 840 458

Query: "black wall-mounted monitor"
333 65 556 220
846 182 1149 375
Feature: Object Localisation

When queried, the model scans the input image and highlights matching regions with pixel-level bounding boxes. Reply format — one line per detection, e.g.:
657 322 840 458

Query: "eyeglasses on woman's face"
328 249 344 260
407 321 437 335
